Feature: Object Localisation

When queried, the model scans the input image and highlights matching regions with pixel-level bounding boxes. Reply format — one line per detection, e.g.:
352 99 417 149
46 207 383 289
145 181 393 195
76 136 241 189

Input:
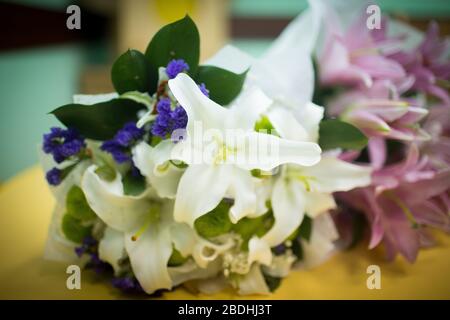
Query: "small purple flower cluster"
42 127 86 186
75 236 112 274
166 59 189 79
101 122 144 164
151 98 188 138
111 276 144 294
43 127 86 163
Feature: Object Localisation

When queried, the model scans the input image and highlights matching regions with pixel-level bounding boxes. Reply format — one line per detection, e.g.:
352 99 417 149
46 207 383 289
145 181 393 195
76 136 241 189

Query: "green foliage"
61 213 92 244
233 211 274 250
168 247 189 267
111 49 151 94
194 66 247 105
145 15 200 93
194 200 233 239
318 119 368 151
51 99 143 140
122 171 146 196
66 185 97 221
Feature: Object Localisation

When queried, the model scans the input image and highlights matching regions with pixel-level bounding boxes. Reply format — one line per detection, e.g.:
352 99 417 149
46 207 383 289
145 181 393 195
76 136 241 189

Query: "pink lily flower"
319 12 406 88
390 22 450 106
329 80 429 142
337 145 450 263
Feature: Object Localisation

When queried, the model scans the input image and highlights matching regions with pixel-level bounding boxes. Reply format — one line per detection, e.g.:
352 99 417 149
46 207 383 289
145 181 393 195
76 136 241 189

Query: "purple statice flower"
390 22 450 106
74 236 98 257
43 127 86 163
45 168 62 186
111 276 144 294
166 59 189 79
87 253 112 274
198 83 210 97
337 145 450 263
101 122 144 164
319 12 405 88
151 98 188 138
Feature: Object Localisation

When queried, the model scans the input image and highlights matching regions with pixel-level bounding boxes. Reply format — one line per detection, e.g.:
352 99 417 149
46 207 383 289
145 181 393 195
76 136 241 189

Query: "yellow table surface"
1 166 449 300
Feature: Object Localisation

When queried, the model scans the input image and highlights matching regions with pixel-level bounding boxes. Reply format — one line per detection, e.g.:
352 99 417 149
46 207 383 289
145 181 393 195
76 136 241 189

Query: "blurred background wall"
0 0 449 182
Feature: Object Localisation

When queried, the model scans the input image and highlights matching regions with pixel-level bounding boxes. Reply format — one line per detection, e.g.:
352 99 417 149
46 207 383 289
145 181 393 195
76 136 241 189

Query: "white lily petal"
263 177 306 247
237 264 270 295
174 164 232 226
168 73 229 131
302 156 372 193
132 141 182 199
125 222 173 294
81 165 150 232
228 168 257 223
193 237 234 268
43 204 78 263
205 44 253 74
305 192 337 218
235 132 321 171
98 227 125 275
300 212 339 269
265 0 323 58
169 259 222 287
170 223 197 257
267 106 309 141
73 93 118 105
292 102 324 142
229 86 273 130
262 254 297 278
250 177 272 218
248 236 272 266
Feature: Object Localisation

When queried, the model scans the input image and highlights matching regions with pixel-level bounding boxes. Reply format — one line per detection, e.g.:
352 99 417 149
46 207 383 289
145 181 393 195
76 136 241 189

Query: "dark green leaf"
66 185 97 221
262 272 282 292
111 49 151 94
61 213 92 244
318 119 368 151
194 200 232 239
168 247 189 267
298 215 312 242
145 15 200 93
194 65 247 105
291 238 303 261
233 211 274 250
51 99 143 140
122 172 146 196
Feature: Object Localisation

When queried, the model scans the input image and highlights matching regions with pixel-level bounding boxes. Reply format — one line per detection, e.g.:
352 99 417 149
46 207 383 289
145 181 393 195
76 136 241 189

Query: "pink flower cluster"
319 12 450 262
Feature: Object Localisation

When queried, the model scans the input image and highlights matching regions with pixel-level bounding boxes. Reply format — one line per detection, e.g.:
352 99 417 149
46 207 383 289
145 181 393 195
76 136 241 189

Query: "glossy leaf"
111 50 151 94
51 99 143 140
194 65 247 105
318 119 368 151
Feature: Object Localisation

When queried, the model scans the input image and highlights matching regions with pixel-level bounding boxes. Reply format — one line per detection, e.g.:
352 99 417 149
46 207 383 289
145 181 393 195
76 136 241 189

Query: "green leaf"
122 172 146 196
95 164 116 182
233 211 274 250
318 119 368 151
262 272 282 292
51 99 143 140
168 247 189 267
194 200 232 239
61 213 92 244
194 65 247 105
145 15 200 93
111 49 152 94
66 185 97 221
298 215 312 242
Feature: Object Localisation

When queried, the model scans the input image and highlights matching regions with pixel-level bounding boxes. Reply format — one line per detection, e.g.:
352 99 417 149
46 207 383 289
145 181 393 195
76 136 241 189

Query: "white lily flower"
167 73 321 226
81 165 270 293
262 103 371 247
132 140 184 199
80 165 206 293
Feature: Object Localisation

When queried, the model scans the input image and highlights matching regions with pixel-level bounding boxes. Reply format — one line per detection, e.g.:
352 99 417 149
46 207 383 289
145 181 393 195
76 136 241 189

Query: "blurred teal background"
1 0 449 181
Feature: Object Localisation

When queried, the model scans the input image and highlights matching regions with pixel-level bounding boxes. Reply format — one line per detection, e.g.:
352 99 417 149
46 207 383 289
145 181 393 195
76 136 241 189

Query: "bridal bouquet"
40 0 449 296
